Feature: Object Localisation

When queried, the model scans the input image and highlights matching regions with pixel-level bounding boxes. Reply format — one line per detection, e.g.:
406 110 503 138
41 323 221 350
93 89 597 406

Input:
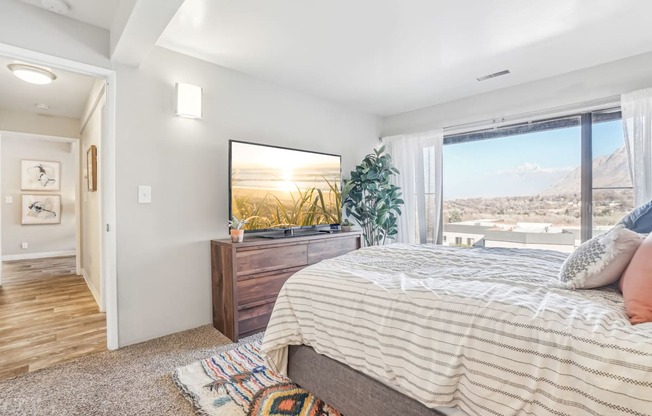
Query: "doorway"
0 43 118 357
0 129 105 378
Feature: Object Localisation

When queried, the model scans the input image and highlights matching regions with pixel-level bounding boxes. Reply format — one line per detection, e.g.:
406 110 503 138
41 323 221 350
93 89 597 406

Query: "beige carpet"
0 325 259 415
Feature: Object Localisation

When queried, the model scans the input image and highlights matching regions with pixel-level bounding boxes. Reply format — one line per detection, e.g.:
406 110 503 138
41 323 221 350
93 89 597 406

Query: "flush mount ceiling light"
7 63 58 85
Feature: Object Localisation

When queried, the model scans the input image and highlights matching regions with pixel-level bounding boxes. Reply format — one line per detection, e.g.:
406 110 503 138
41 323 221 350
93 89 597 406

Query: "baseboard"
81 268 104 312
1 250 76 261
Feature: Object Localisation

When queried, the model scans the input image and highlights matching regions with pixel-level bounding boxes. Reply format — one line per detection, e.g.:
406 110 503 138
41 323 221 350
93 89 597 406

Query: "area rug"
173 339 341 416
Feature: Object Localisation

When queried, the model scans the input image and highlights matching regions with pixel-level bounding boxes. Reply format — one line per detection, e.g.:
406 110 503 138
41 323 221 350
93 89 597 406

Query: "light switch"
138 185 152 204
5 196 12 204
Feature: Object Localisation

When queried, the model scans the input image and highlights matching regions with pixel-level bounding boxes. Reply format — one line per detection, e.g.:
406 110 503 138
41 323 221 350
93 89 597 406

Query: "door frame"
0 43 119 350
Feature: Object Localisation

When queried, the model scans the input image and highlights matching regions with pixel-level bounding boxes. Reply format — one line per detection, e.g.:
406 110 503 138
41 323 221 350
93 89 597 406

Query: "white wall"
382 51 652 135
79 80 105 301
0 109 80 138
114 47 381 346
0 0 109 69
1 134 76 257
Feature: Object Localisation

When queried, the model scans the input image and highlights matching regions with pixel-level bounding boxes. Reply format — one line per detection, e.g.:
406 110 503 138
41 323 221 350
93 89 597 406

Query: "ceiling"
0 54 97 119
19 0 119 30
0 1 109 120
9 1 652 117
157 0 652 116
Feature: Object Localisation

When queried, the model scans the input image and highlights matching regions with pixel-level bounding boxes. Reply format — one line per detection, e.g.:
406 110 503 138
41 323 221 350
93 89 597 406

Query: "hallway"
0 256 106 380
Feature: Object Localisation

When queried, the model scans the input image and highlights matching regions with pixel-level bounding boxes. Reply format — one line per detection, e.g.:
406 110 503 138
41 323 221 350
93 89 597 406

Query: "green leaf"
341 145 404 246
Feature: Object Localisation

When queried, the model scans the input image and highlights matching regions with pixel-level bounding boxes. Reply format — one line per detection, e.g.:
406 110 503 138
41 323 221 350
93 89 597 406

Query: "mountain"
545 146 631 195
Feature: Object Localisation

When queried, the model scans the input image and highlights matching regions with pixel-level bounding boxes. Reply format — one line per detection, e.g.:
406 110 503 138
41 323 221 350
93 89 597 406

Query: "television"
228 140 342 236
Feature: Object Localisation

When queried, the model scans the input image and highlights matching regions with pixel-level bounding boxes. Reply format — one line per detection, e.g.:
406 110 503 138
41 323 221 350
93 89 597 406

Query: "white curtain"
383 130 444 244
622 88 652 206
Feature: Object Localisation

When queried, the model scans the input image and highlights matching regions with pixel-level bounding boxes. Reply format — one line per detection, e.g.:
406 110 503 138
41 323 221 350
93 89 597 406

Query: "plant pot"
230 229 244 243
341 225 352 232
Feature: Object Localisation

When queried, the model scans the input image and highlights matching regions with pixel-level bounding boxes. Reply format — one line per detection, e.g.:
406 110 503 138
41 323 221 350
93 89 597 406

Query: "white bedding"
261 244 652 416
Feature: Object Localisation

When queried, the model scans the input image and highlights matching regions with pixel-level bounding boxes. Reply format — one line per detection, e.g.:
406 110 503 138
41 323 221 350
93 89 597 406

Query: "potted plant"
340 219 354 232
342 145 403 246
228 215 248 243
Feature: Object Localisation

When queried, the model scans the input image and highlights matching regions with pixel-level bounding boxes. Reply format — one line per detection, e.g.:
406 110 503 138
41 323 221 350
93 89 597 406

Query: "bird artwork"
22 195 61 224
35 163 56 187
22 160 59 191
27 200 57 219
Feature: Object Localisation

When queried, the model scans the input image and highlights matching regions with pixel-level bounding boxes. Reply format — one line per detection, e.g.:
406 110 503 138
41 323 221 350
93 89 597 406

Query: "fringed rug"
173 339 342 416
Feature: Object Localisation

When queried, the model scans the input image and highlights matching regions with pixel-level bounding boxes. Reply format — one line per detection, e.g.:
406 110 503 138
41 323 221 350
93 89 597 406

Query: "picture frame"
87 145 97 192
21 194 61 225
21 160 61 191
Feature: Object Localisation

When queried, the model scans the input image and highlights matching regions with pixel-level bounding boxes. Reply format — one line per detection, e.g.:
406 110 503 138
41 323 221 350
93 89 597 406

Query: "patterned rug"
173 339 342 416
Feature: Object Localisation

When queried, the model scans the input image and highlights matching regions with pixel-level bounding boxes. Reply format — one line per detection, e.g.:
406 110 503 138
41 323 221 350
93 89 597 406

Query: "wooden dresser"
211 231 362 341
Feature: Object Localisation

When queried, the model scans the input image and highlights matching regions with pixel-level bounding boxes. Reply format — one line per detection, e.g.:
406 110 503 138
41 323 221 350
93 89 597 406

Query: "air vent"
476 70 511 82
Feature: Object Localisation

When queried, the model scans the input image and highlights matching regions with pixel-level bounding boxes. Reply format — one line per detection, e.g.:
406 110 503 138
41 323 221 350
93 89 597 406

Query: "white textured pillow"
557 225 643 289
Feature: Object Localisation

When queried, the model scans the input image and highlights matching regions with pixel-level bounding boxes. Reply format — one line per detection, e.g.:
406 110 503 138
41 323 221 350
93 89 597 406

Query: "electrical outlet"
21 242 28 249
5 196 13 204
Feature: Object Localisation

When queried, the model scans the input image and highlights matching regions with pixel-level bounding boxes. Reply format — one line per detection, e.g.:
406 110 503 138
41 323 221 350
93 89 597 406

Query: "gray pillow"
556 225 643 289
618 199 652 234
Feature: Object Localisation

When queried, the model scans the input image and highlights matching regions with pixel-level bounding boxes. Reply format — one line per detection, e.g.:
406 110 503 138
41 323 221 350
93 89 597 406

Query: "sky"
443 120 625 199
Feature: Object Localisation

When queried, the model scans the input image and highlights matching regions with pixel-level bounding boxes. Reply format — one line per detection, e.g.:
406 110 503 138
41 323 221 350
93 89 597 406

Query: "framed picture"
21 160 60 191
21 194 61 225
87 145 97 192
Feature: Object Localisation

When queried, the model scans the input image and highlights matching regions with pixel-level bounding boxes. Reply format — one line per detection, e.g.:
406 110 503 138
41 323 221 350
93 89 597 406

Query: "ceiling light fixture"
7 63 58 85
35 103 50 111
476 70 511 82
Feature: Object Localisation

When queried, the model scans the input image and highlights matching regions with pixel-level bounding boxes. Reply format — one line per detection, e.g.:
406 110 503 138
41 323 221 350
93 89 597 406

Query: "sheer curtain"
383 130 444 244
622 88 652 206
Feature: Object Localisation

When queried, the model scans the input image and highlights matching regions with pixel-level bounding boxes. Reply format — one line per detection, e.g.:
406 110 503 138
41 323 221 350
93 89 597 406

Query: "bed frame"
288 345 461 416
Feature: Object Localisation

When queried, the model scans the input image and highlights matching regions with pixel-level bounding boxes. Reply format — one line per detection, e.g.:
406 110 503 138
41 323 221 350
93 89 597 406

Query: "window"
591 114 634 236
467 238 475 246
441 110 631 252
455 237 462 245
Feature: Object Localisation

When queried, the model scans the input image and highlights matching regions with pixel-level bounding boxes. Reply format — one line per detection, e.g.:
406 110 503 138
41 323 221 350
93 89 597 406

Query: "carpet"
0 325 248 415
174 339 341 416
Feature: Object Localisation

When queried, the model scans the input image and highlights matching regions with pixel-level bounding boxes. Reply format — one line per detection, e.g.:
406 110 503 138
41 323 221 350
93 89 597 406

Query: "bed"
260 243 652 416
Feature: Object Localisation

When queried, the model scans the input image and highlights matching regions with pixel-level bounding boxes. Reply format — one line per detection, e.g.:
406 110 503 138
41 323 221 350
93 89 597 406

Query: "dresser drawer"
212 232 361 342
236 244 308 276
237 267 301 309
239 301 276 337
308 235 360 264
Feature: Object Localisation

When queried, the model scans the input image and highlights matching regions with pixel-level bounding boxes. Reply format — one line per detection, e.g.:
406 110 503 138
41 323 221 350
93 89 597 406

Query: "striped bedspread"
261 244 652 416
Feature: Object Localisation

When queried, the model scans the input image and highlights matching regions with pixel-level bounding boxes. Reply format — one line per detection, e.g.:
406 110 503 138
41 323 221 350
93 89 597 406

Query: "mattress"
261 244 652 416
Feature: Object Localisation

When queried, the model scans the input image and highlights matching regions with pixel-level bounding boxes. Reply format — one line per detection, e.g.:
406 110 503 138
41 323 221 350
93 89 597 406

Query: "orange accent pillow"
620 233 652 324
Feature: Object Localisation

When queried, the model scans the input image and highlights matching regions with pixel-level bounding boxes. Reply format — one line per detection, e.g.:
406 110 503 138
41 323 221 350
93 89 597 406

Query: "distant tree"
448 210 462 223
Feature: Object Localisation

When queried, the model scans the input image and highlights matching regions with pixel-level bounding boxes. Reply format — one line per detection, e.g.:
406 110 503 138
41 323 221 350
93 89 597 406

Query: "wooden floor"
0 256 106 381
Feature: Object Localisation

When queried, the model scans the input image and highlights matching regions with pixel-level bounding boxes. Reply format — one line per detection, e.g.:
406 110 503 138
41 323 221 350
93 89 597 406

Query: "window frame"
440 107 631 244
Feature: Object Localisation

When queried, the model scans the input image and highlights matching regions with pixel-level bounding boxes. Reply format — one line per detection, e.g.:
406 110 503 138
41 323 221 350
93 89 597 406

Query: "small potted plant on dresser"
340 219 354 232
229 216 247 243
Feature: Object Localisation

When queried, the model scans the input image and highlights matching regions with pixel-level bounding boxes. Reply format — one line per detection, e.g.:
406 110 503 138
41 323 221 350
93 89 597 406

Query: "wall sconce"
175 82 202 119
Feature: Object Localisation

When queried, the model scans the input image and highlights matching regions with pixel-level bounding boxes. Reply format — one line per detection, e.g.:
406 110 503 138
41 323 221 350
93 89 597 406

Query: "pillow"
557 225 643 289
619 233 652 324
618 199 652 234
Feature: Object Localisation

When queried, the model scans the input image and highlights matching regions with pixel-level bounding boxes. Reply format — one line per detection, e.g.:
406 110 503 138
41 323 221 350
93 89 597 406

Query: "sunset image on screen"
230 142 341 230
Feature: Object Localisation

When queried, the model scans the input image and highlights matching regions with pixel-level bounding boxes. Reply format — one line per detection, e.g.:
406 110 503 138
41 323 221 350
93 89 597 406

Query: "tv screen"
229 140 342 232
